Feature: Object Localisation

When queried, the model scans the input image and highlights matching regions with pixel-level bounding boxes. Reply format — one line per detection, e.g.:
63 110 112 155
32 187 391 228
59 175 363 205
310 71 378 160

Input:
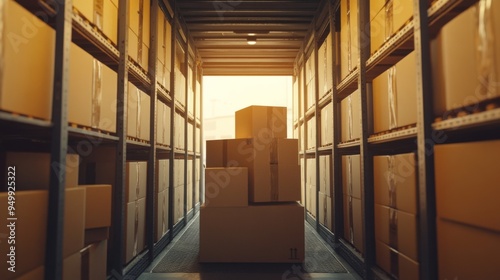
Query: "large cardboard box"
206 138 301 202
0 188 85 279
100 62 118 133
343 195 363 253
320 102 334 146
69 42 93 128
318 191 333 231
432 2 500 116
204 167 248 207
374 153 417 214
199 203 305 262
126 162 148 202
340 0 359 81
307 116 316 150
81 240 107 280
79 185 112 229
174 185 185 223
125 197 146 263
157 159 170 192
73 0 118 44
437 218 500 280
16 251 82 280
1 0 55 121
319 155 333 196
376 241 419 280
435 140 500 232
2 152 79 190
235 106 287 139
156 188 169 242
340 90 361 142
372 52 417 133
374 204 418 261
342 155 361 199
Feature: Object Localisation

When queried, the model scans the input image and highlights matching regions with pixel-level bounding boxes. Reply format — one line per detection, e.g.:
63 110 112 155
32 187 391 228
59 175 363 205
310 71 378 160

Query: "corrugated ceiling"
176 0 322 75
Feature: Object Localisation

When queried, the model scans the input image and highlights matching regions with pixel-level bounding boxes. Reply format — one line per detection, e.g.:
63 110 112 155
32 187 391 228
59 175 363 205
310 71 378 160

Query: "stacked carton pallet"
200 106 305 263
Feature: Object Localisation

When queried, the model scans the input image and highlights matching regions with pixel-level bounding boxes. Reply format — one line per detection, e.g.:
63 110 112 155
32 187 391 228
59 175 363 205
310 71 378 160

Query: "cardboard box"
74 0 118 44
342 155 361 199
199 203 305 262
372 52 417 133
306 184 317 218
340 0 359 81
340 90 361 142
317 33 334 96
1 0 55 121
235 106 287 139
270 138 299 164
127 82 139 138
157 159 170 192
437 218 500 280
2 152 79 190
174 185 185 223
320 102 334 146
16 251 82 280
0 188 85 279
375 204 418 261
376 241 419 280
85 227 109 246
81 240 107 280
374 153 417 214
79 185 112 229
435 140 500 232
139 91 151 141
432 2 500 116
125 198 146 263
206 138 301 202
126 162 148 202
319 192 333 231
156 101 171 145
69 43 93 128
300 158 305 205
100 62 117 133
343 195 363 253
204 167 248 207
307 116 316 150
320 155 333 196
156 188 169 242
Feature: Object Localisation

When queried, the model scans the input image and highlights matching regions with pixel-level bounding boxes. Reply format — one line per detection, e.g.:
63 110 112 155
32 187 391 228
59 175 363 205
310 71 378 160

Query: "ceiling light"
247 37 257 45
248 33 256 36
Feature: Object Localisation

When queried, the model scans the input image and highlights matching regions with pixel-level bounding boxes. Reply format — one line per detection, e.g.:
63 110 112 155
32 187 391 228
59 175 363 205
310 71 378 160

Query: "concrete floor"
138 214 363 280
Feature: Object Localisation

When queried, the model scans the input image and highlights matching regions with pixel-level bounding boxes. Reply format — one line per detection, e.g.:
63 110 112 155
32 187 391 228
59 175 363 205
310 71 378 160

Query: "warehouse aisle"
138 214 362 280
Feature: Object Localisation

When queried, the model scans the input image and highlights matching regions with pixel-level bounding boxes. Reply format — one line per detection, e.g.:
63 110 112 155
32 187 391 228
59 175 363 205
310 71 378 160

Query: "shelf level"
368 127 418 144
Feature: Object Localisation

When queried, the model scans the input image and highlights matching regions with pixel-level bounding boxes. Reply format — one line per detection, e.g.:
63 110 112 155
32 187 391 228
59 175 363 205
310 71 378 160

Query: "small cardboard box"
342 155 362 199
205 167 248 207
126 162 148 202
374 153 417 214
376 240 419 280
435 140 500 232
125 198 146 263
235 106 288 139
437 218 500 280
374 204 418 261
199 203 305 263
79 185 112 229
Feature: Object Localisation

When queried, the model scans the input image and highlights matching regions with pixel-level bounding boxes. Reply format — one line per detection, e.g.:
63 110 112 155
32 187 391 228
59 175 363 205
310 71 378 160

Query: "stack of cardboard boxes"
0 152 112 280
342 155 363 254
200 106 305 263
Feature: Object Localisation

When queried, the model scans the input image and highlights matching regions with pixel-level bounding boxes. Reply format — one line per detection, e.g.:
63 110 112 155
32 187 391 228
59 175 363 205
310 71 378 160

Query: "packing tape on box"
387 156 397 208
136 88 141 138
133 199 139 257
347 156 353 196
271 164 279 200
346 0 352 72
476 0 498 98
388 67 398 130
347 96 353 140
270 138 278 164
136 162 140 198
323 39 328 93
389 207 399 249
268 107 285 138
94 0 104 30
390 248 399 279
385 0 394 42
161 190 167 235
222 140 228 166
348 195 355 244
92 59 103 129
137 0 144 66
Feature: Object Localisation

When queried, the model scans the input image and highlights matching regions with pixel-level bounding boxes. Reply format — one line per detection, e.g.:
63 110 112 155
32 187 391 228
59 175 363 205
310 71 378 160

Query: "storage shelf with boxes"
202 105 304 263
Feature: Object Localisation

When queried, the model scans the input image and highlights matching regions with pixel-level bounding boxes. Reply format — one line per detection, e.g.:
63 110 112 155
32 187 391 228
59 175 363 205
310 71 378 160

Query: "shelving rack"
0 0 203 279
294 0 499 279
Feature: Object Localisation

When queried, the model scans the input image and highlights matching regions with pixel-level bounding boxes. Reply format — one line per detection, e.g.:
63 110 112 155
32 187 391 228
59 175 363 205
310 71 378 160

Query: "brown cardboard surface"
157 159 170 192
79 185 112 229
127 82 139 137
85 227 109 246
2 152 79 190
125 198 146 263
1 0 55 121
342 155 361 199
374 153 417 214
139 91 151 141
320 102 334 146
270 138 299 165
80 147 116 185
372 69 390 133
306 184 317 218
376 241 419 280
235 106 287 139
100 63 117 133
370 3 386 54
437 218 500 280
307 116 316 150
174 185 185 223
126 162 148 202
432 2 500 115
69 43 93 128
81 240 107 280
156 189 169 242
16 266 44 280
199 203 305 262
393 0 413 33
435 140 500 232
340 90 361 142
103 0 118 44
318 192 333 231
16 252 82 280
340 0 359 80
395 52 417 128
64 188 86 256
374 204 418 261
205 167 248 207
343 195 363 253
276 163 301 202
